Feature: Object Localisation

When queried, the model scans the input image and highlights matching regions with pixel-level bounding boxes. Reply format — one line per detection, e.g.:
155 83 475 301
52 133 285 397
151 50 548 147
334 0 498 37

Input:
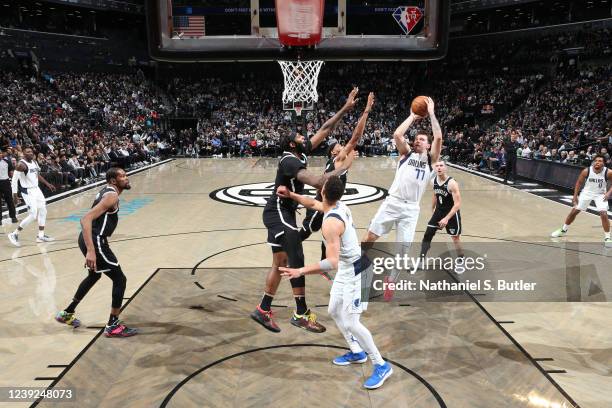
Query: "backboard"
147 0 449 62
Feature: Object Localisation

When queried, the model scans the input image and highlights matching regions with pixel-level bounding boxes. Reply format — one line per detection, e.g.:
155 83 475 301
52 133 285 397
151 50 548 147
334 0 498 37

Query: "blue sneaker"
364 362 393 389
332 351 368 366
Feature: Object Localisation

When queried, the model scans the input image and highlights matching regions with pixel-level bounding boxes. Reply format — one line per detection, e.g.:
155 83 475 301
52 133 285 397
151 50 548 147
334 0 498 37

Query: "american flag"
173 15 205 38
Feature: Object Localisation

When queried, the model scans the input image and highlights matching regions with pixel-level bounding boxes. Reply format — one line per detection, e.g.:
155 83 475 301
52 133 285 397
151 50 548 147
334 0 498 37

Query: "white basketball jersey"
582 166 607 196
323 201 361 264
388 151 433 202
18 159 40 189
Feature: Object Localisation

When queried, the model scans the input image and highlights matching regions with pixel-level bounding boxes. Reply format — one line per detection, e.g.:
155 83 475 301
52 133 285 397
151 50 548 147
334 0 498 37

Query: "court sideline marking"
1 159 173 219
447 162 612 220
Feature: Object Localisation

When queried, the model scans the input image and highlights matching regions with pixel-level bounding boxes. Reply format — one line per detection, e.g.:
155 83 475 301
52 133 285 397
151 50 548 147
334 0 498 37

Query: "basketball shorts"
330 256 372 314
20 187 46 211
301 207 324 235
368 196 420 243
300 191 324 241
262 206 305 268
575 194 609 212
78 232 120 273
427 209 462 236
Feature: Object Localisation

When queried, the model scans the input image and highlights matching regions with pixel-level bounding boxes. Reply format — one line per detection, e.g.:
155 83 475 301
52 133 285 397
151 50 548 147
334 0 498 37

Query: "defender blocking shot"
300 92 375 255
251 88 359 333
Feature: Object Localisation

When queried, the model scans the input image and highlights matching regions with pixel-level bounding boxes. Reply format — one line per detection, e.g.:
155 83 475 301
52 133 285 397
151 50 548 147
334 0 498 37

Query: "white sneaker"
36 235 55 243
605 238 612 248
8 232 20 247
550 228 567 238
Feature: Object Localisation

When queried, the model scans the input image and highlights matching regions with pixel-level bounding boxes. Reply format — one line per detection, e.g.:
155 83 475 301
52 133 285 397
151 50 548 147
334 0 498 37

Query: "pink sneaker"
104 321 138 337
384 276 395 302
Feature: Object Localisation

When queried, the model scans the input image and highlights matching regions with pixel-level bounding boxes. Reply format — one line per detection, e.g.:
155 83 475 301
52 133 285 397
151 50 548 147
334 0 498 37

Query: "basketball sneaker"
290 309 326 333
36 235 55 243
104 321 138 338
7 232 20 247
550 228 567 238
383 276 395 302
364 362 393 389
250 306 281 333
333 351 368 366
55 311 81 328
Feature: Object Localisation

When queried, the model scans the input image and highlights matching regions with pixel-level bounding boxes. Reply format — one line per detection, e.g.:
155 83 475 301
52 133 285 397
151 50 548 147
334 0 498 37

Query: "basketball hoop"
278 60 323 115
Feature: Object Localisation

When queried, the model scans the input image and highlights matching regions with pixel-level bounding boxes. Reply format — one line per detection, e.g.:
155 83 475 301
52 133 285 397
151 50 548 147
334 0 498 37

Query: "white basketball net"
278 60 324 105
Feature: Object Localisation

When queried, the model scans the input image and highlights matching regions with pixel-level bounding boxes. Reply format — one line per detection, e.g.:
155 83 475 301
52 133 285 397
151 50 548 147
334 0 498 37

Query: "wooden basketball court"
1 158 610 407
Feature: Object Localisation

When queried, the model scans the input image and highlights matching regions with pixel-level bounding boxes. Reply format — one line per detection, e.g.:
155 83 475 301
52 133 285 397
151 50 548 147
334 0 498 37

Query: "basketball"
411 96 429 117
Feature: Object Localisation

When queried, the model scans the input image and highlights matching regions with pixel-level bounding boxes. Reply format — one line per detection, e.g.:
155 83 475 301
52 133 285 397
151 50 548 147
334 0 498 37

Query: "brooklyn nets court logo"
210 182 387 207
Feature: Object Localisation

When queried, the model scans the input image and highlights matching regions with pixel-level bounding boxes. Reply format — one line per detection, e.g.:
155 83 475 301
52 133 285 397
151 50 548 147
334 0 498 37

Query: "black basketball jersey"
433 176 454 212
265 151 308 212
91 186 120 237
325 156 348 188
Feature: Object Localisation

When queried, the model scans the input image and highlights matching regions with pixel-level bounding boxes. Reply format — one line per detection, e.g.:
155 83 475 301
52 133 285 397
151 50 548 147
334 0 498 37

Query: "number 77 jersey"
388 151 433 203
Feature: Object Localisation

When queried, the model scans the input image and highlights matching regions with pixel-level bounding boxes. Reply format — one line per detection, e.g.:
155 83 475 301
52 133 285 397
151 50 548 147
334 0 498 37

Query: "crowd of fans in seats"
0 70 170 197
165 28 610 175
165 63 543 159
1 27 610 206
445 64 611 174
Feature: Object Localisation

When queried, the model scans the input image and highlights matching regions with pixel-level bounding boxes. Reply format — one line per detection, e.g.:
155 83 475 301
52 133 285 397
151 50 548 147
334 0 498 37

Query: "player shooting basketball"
362 97 442 297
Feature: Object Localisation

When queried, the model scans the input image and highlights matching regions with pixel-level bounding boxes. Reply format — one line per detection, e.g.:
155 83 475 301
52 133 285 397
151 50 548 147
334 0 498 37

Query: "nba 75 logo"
392 6 423 35
210 182 387 207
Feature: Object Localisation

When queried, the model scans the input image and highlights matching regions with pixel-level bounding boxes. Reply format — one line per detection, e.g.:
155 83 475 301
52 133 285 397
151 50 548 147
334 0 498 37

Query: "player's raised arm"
276 185 325 213
336 92 374 162
427 98 443 163
572 168 588 206
295 168 327 190
296 152 355 189
309 87 359 150
80 192 118 271
279 217 343 278
393 113 418 157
